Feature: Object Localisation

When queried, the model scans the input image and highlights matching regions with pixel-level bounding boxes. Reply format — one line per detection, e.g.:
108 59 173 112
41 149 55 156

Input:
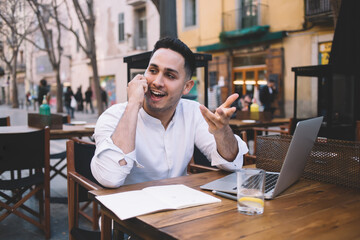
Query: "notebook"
200 116 323 200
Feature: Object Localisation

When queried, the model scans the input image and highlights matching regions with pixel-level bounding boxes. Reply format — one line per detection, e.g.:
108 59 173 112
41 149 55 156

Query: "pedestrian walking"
64 86 75 119
85 86 94 114
101 88 108 109
75 86 84 112
26 91 31 110
37 79 50 107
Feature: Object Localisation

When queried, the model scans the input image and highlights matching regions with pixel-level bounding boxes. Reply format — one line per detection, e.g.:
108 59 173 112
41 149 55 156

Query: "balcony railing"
305 0 333 22
222 3 268 32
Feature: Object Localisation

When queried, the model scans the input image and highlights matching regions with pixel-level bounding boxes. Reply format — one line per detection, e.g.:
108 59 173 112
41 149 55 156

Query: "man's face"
143 48 194 117
244 96 252 106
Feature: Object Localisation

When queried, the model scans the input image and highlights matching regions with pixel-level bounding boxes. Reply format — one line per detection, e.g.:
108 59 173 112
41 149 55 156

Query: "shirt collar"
138 100 183 127
139 107 161 125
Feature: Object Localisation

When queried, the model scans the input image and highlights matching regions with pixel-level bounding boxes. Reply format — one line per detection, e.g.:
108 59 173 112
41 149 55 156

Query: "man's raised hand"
199 93 238 135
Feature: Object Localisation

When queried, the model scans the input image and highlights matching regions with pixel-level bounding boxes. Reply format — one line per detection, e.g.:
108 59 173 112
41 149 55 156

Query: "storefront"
198 29 286 117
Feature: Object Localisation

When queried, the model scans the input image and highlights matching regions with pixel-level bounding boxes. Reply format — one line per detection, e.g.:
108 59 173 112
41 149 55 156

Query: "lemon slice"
238 197 264 208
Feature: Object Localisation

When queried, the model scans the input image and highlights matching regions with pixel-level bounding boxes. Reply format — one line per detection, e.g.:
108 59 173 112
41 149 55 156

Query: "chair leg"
50 158 67 180
68 178 78 240
92 202 99 230
101 212 112 240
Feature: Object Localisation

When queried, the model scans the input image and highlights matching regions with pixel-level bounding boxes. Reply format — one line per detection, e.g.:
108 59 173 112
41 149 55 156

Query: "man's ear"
182 80 195 95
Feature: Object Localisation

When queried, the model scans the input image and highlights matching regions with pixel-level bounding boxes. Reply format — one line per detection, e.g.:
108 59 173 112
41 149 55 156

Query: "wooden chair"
252 118 303 157
0 127 50 239
67 138 102 240
0 116 10 126
240 131 257 165
50 114 71 181
0 116 10 176
187 146 220 174
188 132 254 173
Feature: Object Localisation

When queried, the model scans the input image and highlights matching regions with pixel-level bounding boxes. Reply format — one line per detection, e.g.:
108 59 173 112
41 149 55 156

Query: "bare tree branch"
26 0 65 112
0 0 36 108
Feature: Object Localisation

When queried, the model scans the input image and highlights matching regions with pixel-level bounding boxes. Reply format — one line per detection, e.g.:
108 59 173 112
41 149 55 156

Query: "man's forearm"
111 102 140 154
214 125 239 161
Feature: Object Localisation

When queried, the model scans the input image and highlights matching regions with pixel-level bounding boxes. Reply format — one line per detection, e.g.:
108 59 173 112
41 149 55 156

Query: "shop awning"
197 30 287 52
219 25 270 41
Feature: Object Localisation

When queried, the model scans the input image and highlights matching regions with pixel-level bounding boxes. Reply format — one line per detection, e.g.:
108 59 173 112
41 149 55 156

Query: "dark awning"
219 25 270 41
197 30 287 52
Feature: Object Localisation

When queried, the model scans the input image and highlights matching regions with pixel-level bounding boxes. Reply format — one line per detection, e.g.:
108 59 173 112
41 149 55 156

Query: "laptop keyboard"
241 172 279 194
265 173 279 193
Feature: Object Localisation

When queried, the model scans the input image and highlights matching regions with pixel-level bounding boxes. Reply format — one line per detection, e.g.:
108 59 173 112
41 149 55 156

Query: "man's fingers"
216 106 236 118
200 105 219 125
220 93 239 108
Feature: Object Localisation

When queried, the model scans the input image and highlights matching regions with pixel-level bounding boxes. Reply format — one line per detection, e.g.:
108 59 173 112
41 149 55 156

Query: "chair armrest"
68 172 102 191
244 154 256 165
188 163 220 174
253 127 290 134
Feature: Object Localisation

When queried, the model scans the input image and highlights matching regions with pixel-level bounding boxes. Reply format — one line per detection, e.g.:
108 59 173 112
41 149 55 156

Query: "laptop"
200 116 323 200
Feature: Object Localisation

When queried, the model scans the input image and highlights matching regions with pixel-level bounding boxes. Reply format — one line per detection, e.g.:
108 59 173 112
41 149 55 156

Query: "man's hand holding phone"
127 74 148 109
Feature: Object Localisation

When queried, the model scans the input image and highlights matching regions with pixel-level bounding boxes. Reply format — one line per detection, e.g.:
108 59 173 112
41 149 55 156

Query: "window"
184 0 196 27
118 13 125 42
134 8 147 50
241 0 258 29
232 65 267 97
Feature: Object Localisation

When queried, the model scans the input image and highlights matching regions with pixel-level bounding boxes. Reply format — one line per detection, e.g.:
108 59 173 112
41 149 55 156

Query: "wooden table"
90 171 360 240
0 125 94 140
229 118 290 131
50 124 94 139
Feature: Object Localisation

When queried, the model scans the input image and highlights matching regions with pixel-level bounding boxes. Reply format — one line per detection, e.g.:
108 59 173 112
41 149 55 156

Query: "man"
260 79 277 114
91 37 248 188
85 86 94 114
37 78 49 106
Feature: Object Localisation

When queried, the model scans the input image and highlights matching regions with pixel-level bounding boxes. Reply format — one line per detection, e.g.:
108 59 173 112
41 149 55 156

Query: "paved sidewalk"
0 104 101 239
0 103 100 126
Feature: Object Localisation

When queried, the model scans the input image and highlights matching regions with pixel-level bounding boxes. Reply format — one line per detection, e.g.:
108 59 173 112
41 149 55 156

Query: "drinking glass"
236 168 265 215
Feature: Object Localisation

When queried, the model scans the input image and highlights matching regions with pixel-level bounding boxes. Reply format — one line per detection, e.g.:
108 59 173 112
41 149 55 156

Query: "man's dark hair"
151 37 196 80
40 79 47 86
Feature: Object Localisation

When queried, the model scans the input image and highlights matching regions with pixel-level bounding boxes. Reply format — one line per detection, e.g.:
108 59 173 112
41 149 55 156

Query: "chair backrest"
0 127 50 171
67 139 97 181
61 114 70 124
67 139 102 200
0 116 10 126
28 113 63 129
67 138 102 236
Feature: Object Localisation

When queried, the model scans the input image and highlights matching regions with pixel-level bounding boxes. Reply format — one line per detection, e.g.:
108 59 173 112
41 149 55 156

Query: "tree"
60 0 103 115
0 0 36 108
27 0 64 113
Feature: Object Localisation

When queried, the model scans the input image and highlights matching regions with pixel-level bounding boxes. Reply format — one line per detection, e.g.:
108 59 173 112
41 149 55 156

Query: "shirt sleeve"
193 105 249 172
90 104 142 188
210 134 249 171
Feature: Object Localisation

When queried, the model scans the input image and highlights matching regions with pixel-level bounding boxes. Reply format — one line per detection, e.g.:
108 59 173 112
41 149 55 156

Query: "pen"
212 190 237 201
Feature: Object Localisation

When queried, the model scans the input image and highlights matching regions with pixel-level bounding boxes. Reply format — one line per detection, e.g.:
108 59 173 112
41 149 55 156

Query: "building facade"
17 0 159 109
178 0 335 118
64 0 159 106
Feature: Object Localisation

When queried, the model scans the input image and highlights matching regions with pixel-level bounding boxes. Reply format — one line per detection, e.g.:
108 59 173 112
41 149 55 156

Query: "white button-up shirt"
91 99 248 188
